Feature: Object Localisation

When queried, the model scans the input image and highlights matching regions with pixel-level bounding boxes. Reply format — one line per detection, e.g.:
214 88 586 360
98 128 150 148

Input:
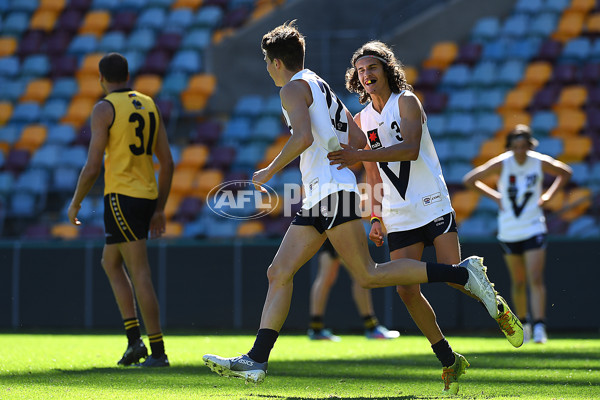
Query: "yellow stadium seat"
451 190 480 224
61 96 96 128
568 0 596 13
170 167 197 196
191 169 224 199
250 2 275 21
497 87 536 113
552 11 586 42
172 0 203 9
551 108 586 137
39 0 66 13
422 41 458 70
188 74 217 96
404 65 418 86
586 12 600 34
212 28 235 45
0 142 10 156
20 78 53 103
0 102 13 125
76 53 104 80
14 124 47 152
519 61 553 89
133 74 163 98
51 223 79 240
79 10 111 38
257 135 287 169
560 188 592 221
164 194 183 219
496 111 532 137
552 85 587 110
77 75 104 99
181 91 210 112
237 220 265 237
472 138 505 167
29 9 59 31
543 189 565 212
0 37 17 57
164 221 183 238
558 136 592 163
178 144 209 170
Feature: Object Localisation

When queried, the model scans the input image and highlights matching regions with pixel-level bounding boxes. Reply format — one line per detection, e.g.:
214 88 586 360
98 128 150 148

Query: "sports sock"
309 315 324 333
363 315 379 331
520 317 529 325
247 328 279 363
426 262 469 285
123 318 141 346
148 332 165 358
432 338 455 368
533 319 546 326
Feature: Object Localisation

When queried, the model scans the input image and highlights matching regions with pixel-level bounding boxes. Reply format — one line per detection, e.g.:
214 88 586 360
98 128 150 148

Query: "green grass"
0 332 599 399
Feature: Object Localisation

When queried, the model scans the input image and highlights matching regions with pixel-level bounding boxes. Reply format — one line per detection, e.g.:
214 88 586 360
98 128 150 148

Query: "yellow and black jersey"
102 89 159 200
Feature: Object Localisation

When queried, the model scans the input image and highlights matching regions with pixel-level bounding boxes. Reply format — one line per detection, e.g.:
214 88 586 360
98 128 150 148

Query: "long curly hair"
345 41 413 105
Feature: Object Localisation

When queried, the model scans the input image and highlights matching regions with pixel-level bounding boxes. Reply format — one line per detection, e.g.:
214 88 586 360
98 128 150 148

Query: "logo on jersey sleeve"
367 128 382 150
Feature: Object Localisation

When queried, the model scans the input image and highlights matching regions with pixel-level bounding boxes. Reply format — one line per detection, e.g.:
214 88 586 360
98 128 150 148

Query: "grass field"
0 332 598 399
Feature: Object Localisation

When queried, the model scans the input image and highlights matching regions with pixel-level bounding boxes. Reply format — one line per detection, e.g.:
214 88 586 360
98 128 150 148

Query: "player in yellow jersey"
68 53 174 367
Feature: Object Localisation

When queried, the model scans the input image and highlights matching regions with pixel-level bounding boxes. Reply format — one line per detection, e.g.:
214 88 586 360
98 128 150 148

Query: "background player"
68 53 174 367
463 124 572 343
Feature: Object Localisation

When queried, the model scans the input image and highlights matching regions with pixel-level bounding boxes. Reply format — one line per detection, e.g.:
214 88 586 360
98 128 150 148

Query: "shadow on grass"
1 350 598 393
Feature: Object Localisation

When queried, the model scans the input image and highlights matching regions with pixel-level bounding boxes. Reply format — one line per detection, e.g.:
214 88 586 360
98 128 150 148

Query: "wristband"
370 216 382 225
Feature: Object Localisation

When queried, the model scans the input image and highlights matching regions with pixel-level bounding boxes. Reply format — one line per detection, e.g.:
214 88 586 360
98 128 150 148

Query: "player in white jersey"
203 25 506 395
327 40 524 393
464 125 572 343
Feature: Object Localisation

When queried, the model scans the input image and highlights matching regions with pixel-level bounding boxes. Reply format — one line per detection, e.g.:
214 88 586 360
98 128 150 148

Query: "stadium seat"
164 8 194 33
3 12 30 37
568 162 591 186
57 9 84 33
0 56 19 78
11 103 41 124
178 144 209 170
536 38 563 61
206 146 237 169
50 54 79 78
529 12 559 38
496 59 526 87
551 108 586 137
497 87 536 113
536 137 564 158
561 36 592 62
474 112 502 137
558 136 592 163
552 11 586 43
20 79 53 104
98 31 126 53
560 187 592 221
30 144 62 170
501 13 529 38
170 49 202 74
566 215 600 237
0 37 17 57
471 16 500 42
586 12 600 36
553 85 587 110
451 190 479 224
133 74 162 98
79 10 111 37
21 54 50 77
476 88 507 111
61 96 96 128
189 119 222 145
472 138 505 167
4 149 30 174
110 10 137 33
237 220 265 237
519 61 553 89
440 64 470 88
422 41 458 70
191 169 224 199
530 84 561 110
173 0 204 10
530 110 558 137
30 9 60 32
506 37 542 61
170 168 197 197
176 196 203 222
551 63 579 85
39 0 67 13
568 0 596 14
17 30 45 57
0 102 13 125
51 223 80 240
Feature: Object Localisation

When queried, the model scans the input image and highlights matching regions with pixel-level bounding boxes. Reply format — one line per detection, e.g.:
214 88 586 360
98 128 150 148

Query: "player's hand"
149 210 166 239
327 143 360 170
252 168 273 193
538 193 550 207
67 202 81 226
369 221 384 247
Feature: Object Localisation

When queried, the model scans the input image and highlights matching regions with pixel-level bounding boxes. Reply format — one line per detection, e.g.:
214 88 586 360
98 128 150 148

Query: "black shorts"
291 190 362 234
499 234 547 255
104 193 157 244
387 212 457 253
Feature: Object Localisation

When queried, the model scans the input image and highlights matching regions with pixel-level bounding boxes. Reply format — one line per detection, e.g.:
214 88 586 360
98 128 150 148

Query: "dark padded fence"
0 238 597 333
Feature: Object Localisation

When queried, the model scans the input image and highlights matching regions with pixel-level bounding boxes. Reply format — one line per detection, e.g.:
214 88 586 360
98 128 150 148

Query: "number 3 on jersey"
129 111 156 156
367 127 411 200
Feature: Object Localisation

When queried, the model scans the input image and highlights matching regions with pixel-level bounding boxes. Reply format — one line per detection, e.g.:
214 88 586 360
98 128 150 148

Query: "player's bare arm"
149 109 174 239
539 156 572 206
463 157 504 208
67 100 112 225
327 92 422 168
253 80 314 187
